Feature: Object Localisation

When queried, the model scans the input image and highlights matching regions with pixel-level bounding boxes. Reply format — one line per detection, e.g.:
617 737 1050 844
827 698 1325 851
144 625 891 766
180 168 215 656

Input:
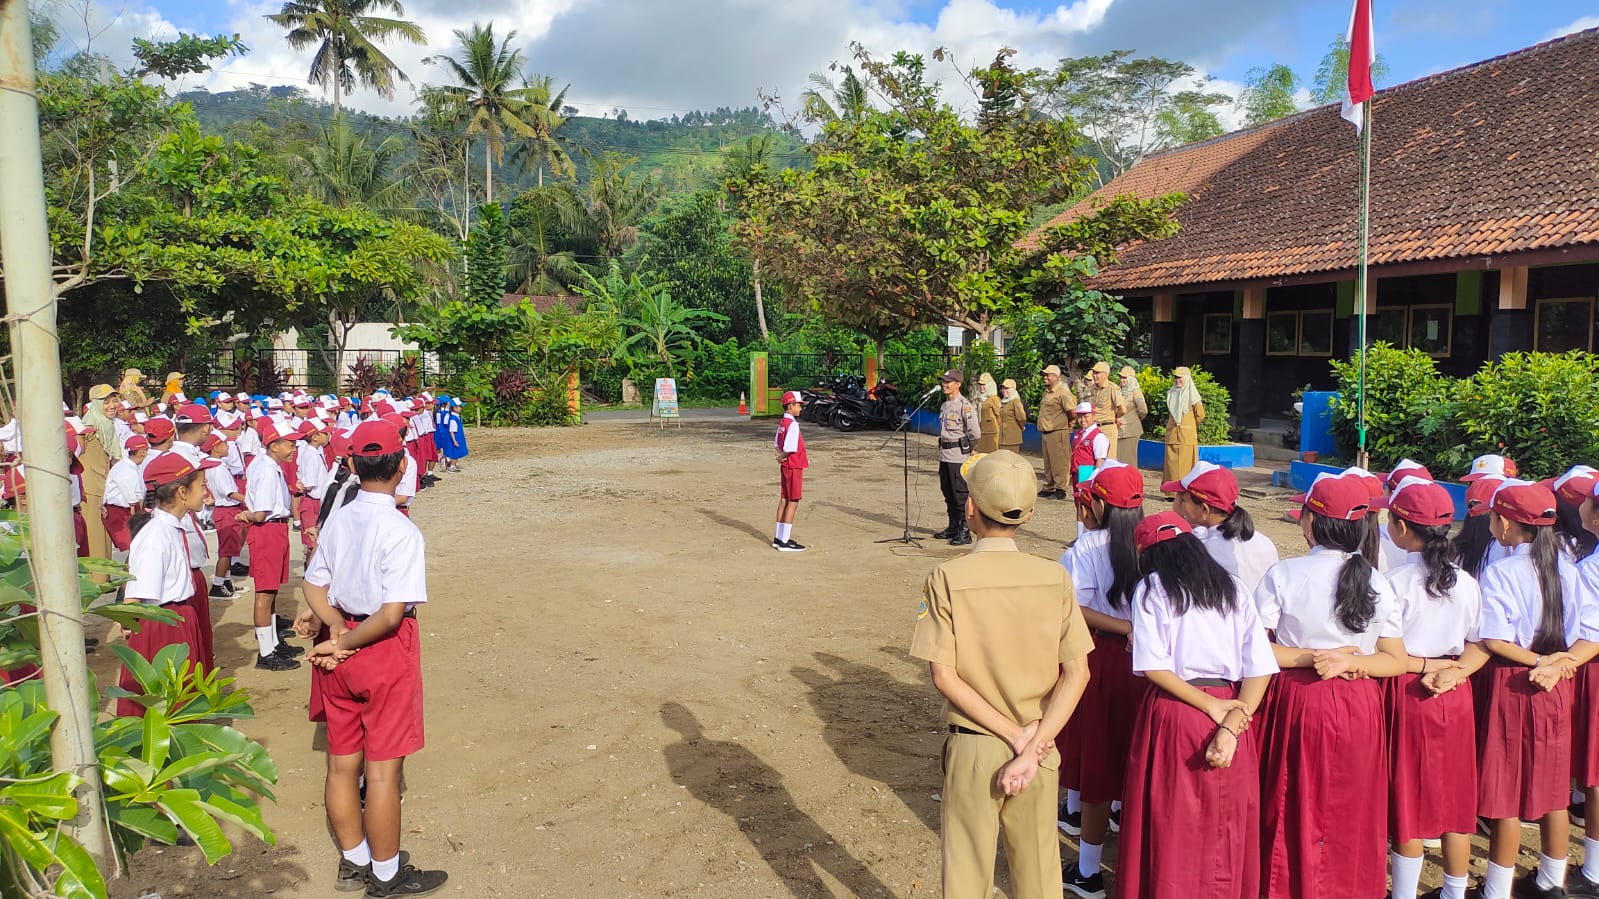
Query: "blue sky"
60 0 1599 120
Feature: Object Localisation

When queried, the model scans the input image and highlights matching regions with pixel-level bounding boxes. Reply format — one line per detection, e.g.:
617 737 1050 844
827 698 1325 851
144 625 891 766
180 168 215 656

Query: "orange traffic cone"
738 391 748 415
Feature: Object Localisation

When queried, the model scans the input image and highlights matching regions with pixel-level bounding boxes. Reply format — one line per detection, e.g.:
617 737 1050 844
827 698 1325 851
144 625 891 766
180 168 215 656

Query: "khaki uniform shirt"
911 537 1094 739
938 395 981 464
1036 384 1073 433
1087 382 1124 426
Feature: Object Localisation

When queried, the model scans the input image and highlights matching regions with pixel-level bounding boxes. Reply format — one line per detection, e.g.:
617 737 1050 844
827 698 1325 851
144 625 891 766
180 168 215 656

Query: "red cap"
349 420 404 457
124 435 149 453
1134 511 1191 553
256 420 292 445
1492 481 1557 526
1299 473 1372 521
1550 466 1598 507
781 391 803 406
1160 461 1238 513
1340 466 1385 499
141 452 214 489
143 418 175 443
329 430 354 458
199 432 227 453
370 400 396 418
1464 474 1505 518
1089 464 1144 509
1380 459 1433 490
1378 478 1455 527
175 403 213 425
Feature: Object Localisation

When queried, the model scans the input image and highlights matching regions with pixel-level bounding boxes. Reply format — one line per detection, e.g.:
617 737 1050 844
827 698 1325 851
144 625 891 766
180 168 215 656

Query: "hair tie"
1348 550 1362 559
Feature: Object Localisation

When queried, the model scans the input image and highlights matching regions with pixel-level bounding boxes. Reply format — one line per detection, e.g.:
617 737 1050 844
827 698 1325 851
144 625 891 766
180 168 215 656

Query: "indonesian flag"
1341 0 1376 131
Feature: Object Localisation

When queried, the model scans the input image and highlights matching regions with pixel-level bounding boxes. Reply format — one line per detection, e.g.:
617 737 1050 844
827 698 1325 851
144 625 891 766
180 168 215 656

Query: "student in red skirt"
1117 511 1277 899
1567 478 1599 895
102 435 148 552
1057 461 1146 899
1370 477 1483 899
1254 473 1408 899
1164 461 1279 593
1429 480 1588 899
116 453 215 716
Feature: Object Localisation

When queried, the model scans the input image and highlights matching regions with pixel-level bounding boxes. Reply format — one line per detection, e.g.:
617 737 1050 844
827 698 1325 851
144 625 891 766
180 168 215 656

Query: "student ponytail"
127 495 157 540
1555 502 1598 561
1101 502 1146 611
1215 504 1256 541
1407 521 1459 599
1139 532 1237 616
1528 524 1568 655
1310 513 1379 633
1453 515 1494 577
1359 515 1381 564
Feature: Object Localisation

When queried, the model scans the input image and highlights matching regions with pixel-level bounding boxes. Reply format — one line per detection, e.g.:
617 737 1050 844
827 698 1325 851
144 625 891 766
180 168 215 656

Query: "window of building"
1535 297 1595 353
1298 310 1334 356
1202 313 1232 354
1408 305 1453 357
1266 311 1299 355
1370 308 1407 347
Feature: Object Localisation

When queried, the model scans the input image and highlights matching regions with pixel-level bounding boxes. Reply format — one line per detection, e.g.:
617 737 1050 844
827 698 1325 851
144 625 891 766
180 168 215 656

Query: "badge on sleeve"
917 597 929 620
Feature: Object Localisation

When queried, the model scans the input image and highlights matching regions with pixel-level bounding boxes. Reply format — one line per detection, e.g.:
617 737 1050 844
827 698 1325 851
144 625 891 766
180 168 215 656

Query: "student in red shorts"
295 419 446 896
245 420 304 671
773 390 808 552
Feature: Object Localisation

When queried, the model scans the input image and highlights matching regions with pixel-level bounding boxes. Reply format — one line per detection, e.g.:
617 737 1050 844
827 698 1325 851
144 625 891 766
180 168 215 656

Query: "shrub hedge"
1136 366 1233 445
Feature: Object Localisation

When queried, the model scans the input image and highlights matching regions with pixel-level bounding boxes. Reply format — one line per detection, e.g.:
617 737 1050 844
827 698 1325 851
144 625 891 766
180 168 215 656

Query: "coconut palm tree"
301 114 410 215
548 152 665 262
800 66 869 124
507 73 573 188
425 22 568 203
267 0 425 115
508 186 585 295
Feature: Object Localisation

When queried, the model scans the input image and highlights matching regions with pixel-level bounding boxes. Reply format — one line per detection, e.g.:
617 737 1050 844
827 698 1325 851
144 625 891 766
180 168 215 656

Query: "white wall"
269 325 437 386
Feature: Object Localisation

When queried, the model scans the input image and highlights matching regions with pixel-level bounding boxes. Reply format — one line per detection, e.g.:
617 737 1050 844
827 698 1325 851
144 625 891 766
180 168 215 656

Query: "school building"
1023 26 1599 427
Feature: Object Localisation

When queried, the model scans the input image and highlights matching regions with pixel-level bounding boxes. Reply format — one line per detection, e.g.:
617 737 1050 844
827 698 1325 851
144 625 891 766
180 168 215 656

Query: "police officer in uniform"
1036 365 1073 499
933 369 982 546
1085 361 1126 451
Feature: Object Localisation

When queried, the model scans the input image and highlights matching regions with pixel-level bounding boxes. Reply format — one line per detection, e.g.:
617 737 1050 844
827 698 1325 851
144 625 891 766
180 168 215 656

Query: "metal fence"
190 348 467 397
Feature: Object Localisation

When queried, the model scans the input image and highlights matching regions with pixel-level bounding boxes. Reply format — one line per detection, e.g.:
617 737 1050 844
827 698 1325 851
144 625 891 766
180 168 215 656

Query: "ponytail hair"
126 471 202 541
1215 504 1256 541
1453 515 1495 578
1406 520 1459 599
1359 515 1381 564
127 494 157 540
1555 501 1598 561
1100 502 1147 611
1528 524 1568 655
1309 512 1379 633
1139 532 1238 616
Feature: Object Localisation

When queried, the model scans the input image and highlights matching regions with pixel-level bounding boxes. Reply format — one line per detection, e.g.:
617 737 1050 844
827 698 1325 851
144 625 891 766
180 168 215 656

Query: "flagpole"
1355 100 1372 470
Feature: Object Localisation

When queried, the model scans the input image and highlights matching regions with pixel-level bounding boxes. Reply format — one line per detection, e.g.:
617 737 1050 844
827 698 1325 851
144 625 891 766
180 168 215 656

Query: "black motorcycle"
831 380 907 431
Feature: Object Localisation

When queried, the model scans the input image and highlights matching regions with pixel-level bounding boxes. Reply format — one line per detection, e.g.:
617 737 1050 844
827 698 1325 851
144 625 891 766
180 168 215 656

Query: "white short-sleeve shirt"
1131 575 1279 682
1061 529 1121 618
103 457 145 509
1254 546 1404 653
124 508 195 605
1194 526 1281 594
395 450 418 503
1386 552 1483 658
1479 544 1591 649
303 490 427 617
204 463 241 507
778 414 801 453
297 442 333 500
244 453 292 518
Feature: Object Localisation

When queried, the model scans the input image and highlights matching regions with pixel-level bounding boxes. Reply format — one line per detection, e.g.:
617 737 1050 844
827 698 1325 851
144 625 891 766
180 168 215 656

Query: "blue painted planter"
1137 439 1255 471
1286 460 1470 521
908 410 1043 453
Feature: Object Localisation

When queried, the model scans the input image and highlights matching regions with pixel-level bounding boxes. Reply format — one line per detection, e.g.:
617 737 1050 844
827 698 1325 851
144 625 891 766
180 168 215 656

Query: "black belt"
1187 677 1238 688
948 724 990 737
264 516 290 524
345 608 417 623
938 439 967 449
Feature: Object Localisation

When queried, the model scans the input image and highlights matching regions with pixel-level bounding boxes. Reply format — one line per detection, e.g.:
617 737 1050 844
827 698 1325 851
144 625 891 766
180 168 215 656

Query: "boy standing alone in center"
773 391 808 553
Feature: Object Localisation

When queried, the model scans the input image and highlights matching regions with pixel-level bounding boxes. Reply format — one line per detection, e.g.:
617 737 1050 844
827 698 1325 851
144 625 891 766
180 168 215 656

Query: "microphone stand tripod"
875 386 941 547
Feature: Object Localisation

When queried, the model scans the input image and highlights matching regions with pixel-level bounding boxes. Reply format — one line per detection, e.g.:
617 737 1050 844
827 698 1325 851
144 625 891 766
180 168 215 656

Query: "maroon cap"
142 452 215 489
124 435 149 453
143 418 175 442
199 432 227 453
175 403 213 425
256 420 292 445
1464 475 1505 518
1377 478 1455 527
1379 459 1433 490
1300 474 1372 521
1134 511 1191 553
1160 462 1238 513
1089 465 1145 509
1492 482 1557 527
350 420 404 457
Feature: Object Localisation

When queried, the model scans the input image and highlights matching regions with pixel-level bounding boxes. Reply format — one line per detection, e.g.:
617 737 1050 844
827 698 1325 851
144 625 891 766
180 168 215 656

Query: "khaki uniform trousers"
1040 430 1070 491
1096 421 1119 452
942 732 1061 899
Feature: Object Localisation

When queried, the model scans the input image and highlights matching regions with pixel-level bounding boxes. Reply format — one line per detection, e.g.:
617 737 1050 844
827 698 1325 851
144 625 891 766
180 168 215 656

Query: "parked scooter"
831 379 907 431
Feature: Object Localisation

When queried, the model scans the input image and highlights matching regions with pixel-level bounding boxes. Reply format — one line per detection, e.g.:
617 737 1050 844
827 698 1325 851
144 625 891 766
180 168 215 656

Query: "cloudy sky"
36 0 1599 124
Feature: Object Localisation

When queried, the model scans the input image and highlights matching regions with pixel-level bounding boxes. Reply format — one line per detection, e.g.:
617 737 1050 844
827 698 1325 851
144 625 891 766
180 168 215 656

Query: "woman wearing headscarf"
162 371 186 405
1118 365 1147 465
118 369 149 408
974 373 1000 454
998 378 1027 455
1163 367 1205 484
79 384 122 562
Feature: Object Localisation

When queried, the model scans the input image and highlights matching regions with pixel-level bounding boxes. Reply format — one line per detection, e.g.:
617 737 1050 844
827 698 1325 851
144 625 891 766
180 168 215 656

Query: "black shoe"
84 637 99 647
1109 804 1121 833
335 851 409 892
274 643 305 658
366 864 447 897
1037 488 1056 497
230 563 250 577
932 524 955 539
1569 868 1599 898
1053 488 1070 499
1063 862 1106 899
255 651 301 671
948 528 972 547
1573 798 1587 827
224 579 238 593
1057 800 1082 837
209 583 236 600
781 540 807 552
1514 871 1568 899
771 538 786 551
278 628 298 641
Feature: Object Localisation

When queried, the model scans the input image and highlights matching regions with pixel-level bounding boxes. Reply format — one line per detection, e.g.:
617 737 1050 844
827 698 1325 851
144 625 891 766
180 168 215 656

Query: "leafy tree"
1238 63 1302 126
720 133 786 339
299 114 410 215
506 73 574 187
632 191 765 342
406 88 477 245
424 22 567 202
266 0 425 115
464 201 510 308
507 187 585 296
1154 90 1226 146
1311 34 1393 104
800 66 869 124
547 152 665 262
131 33 247 80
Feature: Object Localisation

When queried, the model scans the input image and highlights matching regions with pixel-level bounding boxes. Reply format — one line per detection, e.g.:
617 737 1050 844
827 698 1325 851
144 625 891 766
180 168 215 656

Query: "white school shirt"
113 417 134 448
1376 523 1409 572
297 442 333 500
160 444 210 568
1059 528 1124 619
1131 575 1280 681
102 457 145 509
124 508 195 605
1193 526 1281 594
1386 552 1483 658
236 426 264 460
204 463 241 507
1254 546 1404 653
244 453 292 519
777 414 801 453
213 408 243 429
223 441 246 477
1477 544 1594 649
395 449 418 504
303 490 427 616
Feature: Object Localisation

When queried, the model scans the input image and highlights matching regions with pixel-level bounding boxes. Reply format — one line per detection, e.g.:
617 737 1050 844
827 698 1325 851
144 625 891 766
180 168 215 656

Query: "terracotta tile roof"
501 293 579 313
1024 27 1599 292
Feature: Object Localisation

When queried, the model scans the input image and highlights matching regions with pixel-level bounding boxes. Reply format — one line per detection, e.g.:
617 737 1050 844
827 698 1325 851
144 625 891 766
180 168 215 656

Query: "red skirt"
1572 664 1599 787
246 520 291 591
1386 671 1477 841
103 504 133 552
1066 630 1148 804
116 598 203 717
1118 684 1260 899
187 568 213 672
1258 667 1388 899
73 509 88 558
1477 657 1573 820
212 504 244 557
419 433 437 466
298 496 321 548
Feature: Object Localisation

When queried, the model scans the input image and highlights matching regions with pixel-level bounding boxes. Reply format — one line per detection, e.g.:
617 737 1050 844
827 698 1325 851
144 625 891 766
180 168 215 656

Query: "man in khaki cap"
1085 361 1125 451
1035 365 1073 498
934 369 981 546
911 450 1093 899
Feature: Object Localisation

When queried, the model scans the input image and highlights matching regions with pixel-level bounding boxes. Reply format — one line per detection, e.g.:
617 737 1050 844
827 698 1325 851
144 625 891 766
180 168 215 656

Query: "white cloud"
1544 15 1599 41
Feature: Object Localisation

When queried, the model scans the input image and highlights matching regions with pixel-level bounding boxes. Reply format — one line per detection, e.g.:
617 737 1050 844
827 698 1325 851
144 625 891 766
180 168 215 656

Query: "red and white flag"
1342 0 1376 131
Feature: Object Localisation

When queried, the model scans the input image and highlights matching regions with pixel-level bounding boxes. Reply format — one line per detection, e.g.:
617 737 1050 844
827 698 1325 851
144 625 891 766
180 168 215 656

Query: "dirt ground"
93 417 1574 898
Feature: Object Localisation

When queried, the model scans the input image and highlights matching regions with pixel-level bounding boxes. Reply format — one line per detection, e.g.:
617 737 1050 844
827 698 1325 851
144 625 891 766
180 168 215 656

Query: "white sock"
1483 861 1515 899
213 576 227 587
1585 838 1599 882
1441 872 1468 899
1536 852 1568 891
776 523 791 542
1576 787 1587 804
1078 839 1103 876
1066 789 1082 814
371 854 400 882
341 839 370 866
254 626 278 658
1390 850 1424 899
1111 799 1121 813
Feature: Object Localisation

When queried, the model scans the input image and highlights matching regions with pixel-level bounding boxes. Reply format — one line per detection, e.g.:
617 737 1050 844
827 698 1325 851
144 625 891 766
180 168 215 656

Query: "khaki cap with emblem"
1042 364 1062 376
88 384 118 401
961 450 1037 525
1091 361 1110 374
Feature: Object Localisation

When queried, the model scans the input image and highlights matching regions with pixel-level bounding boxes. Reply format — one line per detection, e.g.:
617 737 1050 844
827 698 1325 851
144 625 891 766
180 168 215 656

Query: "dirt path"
97 420 1562 897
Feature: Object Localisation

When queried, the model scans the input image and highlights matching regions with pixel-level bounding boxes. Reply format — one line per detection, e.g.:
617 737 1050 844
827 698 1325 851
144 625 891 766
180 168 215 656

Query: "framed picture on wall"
1266 311 1298 355
1299 310 1334 356
1409 305 1453 357
1202 313 1233 354
1535 297 1595 353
